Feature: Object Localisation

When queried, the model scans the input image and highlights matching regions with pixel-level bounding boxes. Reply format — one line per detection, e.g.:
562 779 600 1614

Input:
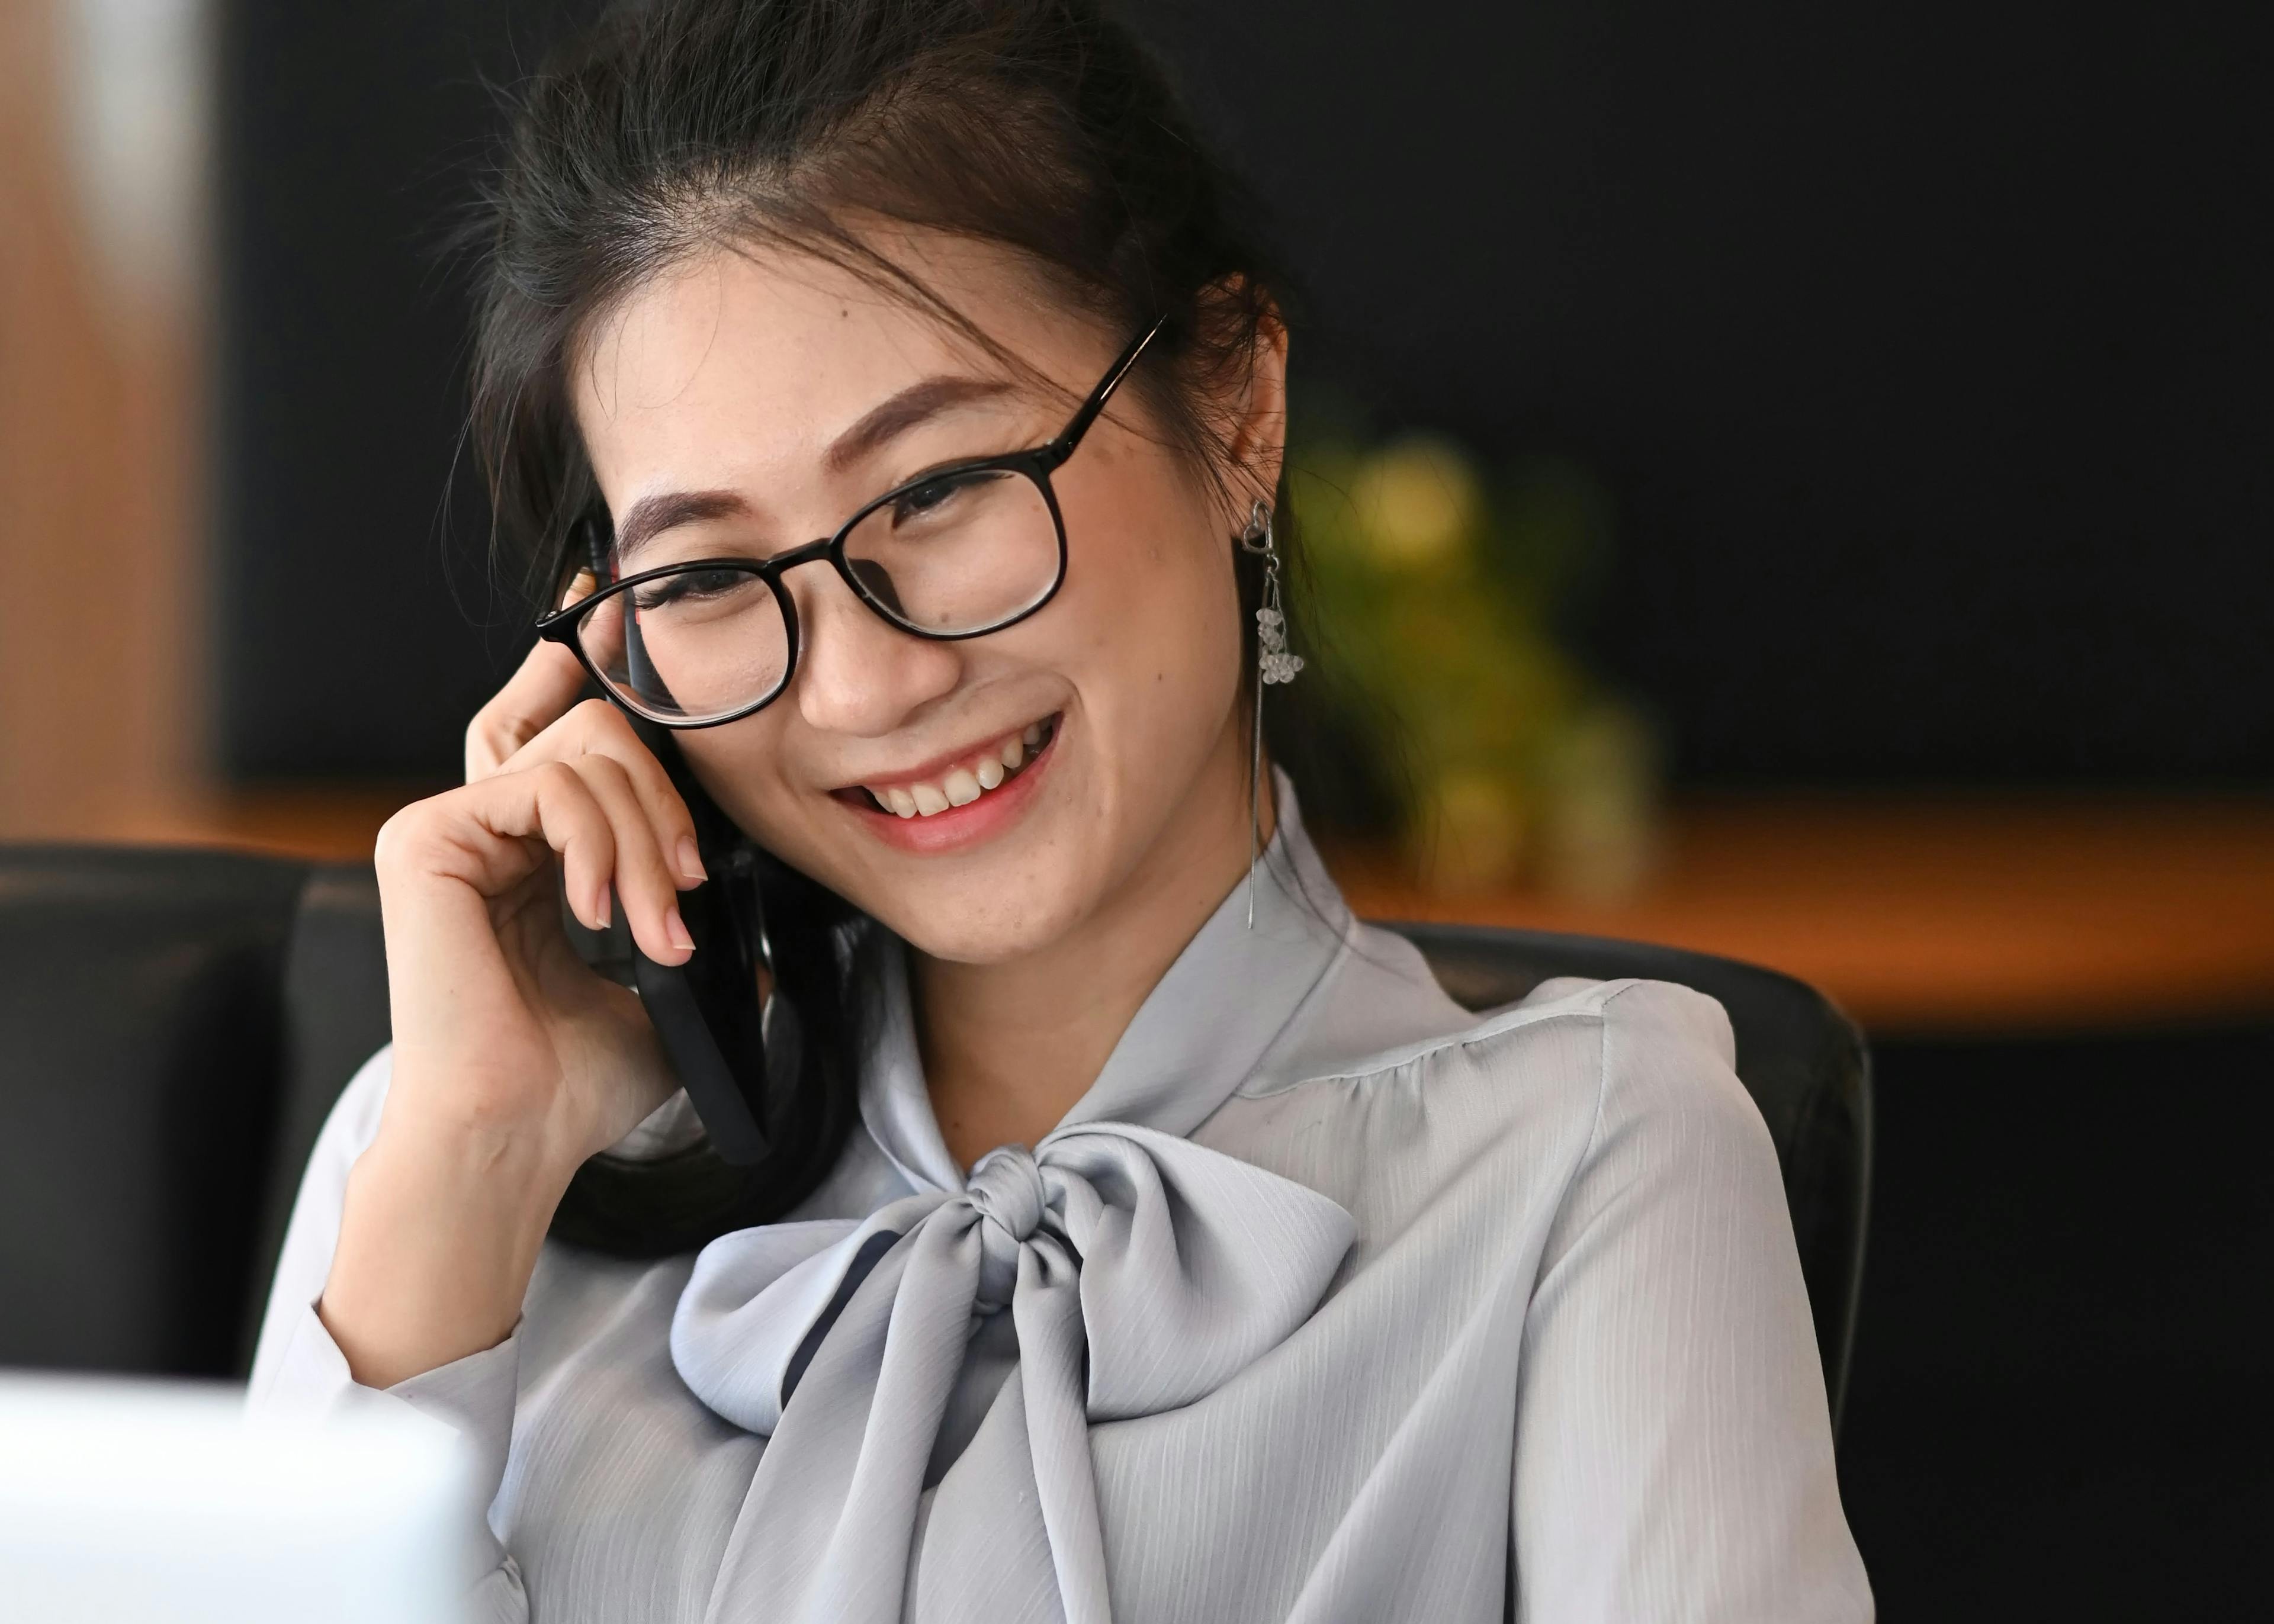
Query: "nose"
785 557 961 737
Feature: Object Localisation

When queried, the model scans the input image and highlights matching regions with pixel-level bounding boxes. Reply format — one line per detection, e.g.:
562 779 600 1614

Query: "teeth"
868 716 1054 818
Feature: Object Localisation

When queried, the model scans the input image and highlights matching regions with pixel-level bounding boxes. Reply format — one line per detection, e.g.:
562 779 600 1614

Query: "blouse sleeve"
246 1045 532 1623
1507 980 1874 1623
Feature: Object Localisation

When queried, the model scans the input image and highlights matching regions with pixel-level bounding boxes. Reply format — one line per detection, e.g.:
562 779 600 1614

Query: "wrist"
371 1052 602 1193
356 1112 576 1242
320 1112 577 1390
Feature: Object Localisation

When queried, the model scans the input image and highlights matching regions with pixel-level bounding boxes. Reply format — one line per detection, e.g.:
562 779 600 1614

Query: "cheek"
677 716 799 846
1058 459 1245 754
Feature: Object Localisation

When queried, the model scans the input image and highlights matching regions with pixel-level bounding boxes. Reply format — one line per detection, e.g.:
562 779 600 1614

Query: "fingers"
379 747 701 968
573 752 699 962
523 763 622 940
496 697 707 890
377 764 606 941
447 660 715 967
467 641 590 783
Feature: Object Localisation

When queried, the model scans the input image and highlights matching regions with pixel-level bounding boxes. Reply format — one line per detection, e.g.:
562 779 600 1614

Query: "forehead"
569 234 1085 499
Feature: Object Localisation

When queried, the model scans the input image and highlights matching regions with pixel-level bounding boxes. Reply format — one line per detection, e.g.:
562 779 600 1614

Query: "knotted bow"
672 1121 1356 1624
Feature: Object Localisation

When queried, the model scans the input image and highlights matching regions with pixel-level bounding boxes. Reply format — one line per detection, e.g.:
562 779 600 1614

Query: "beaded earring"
1237 499 1303 926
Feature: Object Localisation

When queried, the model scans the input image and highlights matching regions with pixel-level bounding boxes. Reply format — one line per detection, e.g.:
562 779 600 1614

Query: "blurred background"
4 0 2269 1614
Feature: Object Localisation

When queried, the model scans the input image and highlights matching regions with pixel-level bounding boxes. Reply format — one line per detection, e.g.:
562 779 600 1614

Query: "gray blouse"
250 786 1872 1623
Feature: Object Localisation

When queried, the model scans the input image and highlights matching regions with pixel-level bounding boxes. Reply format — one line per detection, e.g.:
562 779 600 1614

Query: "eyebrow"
821 375 1017 475
611 490 753 567
609 374 1020 565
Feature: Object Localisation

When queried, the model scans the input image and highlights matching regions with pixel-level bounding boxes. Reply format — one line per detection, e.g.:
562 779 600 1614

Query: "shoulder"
1393 975 1783 1234
1247 969 1737 1107
1228 972 1768 1192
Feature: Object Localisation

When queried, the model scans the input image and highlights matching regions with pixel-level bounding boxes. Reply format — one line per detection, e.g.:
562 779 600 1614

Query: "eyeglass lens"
575 464 1061 723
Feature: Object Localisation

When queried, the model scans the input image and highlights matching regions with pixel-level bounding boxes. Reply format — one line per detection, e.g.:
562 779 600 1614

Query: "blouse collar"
856 771 1355 1192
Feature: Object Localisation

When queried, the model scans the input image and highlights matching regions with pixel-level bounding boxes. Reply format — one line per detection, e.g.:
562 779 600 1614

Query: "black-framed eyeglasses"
534 316 1166 728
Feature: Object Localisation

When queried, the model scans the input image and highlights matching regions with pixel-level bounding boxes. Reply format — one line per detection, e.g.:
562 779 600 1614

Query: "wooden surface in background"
82 783 445 867
0 0 202 840
1335 795 2274 1035
79 786 2274 1037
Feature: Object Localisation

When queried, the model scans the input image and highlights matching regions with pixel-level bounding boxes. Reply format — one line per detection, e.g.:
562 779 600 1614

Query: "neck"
912 716 1276 1170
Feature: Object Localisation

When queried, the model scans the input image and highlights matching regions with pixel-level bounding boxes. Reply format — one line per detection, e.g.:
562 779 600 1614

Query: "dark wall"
1838 1024 2273 1619
212 0 2274 784
211 0 592 779
1145 0 2274 783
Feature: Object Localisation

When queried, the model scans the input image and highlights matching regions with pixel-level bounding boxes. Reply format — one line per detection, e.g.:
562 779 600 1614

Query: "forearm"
318 1112 574 1390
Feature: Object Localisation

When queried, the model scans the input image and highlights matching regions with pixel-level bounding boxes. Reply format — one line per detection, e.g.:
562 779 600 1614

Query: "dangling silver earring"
1238 497 1303 927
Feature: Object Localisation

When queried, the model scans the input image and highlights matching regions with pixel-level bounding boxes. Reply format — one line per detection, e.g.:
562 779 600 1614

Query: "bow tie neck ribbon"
671 1123 1357 1624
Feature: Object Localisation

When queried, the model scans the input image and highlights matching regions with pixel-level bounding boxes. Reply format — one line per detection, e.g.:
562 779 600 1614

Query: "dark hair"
467 0 1300 1253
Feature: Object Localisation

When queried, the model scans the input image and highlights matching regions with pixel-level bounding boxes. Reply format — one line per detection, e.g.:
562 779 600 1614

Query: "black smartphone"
566 716 802 1167
634 857 792 1167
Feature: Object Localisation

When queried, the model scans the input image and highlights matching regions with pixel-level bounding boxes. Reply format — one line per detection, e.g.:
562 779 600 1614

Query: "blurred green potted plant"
1289 427 1660 900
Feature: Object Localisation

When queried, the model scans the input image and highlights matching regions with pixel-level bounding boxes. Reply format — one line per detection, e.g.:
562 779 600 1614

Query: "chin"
877 793 1212 966
862 794 1123 964
856 853 1098 965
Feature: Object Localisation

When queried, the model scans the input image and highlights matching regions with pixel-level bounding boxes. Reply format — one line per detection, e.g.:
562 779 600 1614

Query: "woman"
251 1 1872 1619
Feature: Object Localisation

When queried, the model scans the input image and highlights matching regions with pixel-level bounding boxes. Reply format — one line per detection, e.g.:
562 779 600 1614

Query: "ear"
1191 276 1290 515
1226 300 1291 508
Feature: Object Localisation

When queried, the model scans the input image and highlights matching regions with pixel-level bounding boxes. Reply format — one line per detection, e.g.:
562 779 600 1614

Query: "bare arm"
318 641 703 1388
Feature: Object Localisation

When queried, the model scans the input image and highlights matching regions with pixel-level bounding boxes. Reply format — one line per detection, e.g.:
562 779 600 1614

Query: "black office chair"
0 845 1870 1426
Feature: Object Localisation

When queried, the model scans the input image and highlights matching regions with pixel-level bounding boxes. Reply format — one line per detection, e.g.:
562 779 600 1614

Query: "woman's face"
570 236 1278 964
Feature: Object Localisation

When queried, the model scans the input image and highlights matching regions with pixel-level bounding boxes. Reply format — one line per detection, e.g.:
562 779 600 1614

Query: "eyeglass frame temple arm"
1036 314 1168 472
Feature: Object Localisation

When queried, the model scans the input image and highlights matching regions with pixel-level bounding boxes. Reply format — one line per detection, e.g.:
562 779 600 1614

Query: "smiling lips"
860 716 1058 818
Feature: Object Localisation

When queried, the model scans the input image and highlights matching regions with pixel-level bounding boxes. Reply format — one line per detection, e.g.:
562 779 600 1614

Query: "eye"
631 567 754 612
890 477 962 525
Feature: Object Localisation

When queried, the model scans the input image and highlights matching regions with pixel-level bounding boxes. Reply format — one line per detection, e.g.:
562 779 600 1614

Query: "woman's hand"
319 639 707 1388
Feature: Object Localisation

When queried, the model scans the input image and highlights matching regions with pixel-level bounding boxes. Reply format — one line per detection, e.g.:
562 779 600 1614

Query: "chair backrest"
0 847 306 1375
0 847 1868 1425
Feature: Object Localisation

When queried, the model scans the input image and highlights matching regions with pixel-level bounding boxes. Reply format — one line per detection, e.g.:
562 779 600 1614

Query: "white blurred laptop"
0 1372 475 1623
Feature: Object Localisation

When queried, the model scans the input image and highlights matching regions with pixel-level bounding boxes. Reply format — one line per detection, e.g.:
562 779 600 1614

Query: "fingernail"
595 887 611 930
676 837 707 884
666 906 695 953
